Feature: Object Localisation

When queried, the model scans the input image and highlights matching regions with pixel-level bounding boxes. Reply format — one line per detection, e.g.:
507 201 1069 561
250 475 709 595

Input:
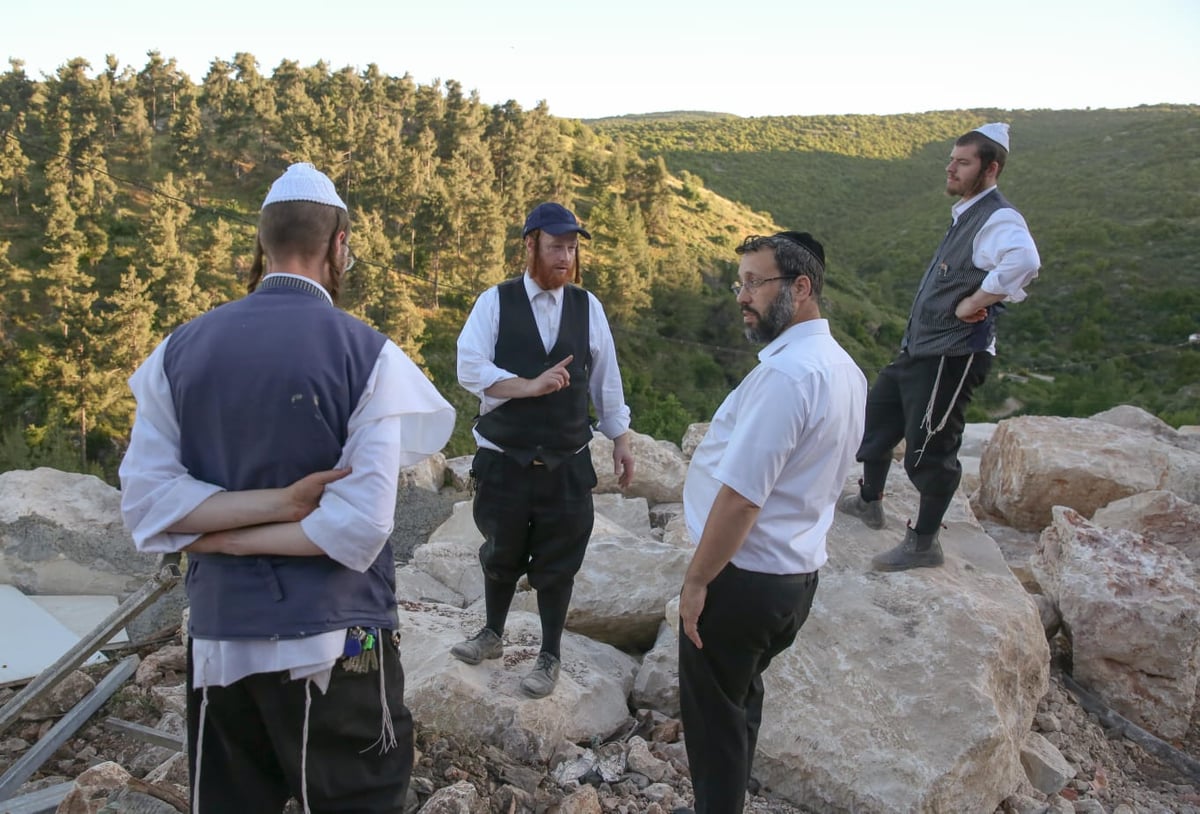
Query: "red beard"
529 252 572 290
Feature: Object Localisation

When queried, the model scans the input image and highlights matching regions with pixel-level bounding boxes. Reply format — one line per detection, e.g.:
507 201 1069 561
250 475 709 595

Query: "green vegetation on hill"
1 52 1196 483
595 105 1200 426
0 53 778 480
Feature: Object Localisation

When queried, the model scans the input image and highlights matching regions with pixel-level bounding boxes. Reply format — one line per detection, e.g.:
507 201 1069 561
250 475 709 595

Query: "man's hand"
528 355 574 397
612 433 635 490
680 580 707 649
955 301 988 323
281 468 351 521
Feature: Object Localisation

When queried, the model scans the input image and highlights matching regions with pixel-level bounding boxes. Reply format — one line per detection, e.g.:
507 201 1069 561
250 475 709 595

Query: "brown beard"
529 250 571 290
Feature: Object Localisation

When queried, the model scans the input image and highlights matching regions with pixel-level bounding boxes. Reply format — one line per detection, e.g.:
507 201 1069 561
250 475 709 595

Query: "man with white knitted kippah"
838 124 1041 571
119 162 455 812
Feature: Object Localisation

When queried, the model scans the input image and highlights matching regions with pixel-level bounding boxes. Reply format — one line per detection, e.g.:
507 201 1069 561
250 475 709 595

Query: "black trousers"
679 563 819 814
472 447 596 591
856 350 992 499
186 635 413 814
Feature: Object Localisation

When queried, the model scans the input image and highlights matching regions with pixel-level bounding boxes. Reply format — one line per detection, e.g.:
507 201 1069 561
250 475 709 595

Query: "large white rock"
410 501 486 605
976 416 1200 532
590 430 688 504
398 452 447 492
511 513 690 650
0 468 157 596
395 564 465 607
1091 490 1200 565
632 621 680 717
592 493 652 537
396 604 637 763
1091 404 1200 453
1033 506 1200 740
680 423 709 460
750 474 1048 812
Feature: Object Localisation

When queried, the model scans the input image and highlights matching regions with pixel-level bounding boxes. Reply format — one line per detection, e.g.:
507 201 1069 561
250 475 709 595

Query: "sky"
6 0 1199 120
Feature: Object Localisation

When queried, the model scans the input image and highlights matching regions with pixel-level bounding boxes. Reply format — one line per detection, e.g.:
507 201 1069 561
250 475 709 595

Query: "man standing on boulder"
679 232 866 813
452 202 635 699
839 123 1041 571
119 162 455 812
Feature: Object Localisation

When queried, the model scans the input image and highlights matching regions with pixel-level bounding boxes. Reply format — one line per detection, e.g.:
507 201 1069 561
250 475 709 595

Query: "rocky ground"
2 482 1198 812
1 633 1199 814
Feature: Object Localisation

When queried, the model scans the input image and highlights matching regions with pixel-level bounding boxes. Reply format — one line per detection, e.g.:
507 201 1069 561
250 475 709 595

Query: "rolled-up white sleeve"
456 286 520 416
301 341 455 572
119 338 224 553
587 293 632 440
976 208 1041 303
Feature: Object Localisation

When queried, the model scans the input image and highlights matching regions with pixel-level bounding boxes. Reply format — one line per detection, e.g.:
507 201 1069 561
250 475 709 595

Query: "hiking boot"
871 527 944 572
519 652 561 699
838 489 886 530
450 628 503 665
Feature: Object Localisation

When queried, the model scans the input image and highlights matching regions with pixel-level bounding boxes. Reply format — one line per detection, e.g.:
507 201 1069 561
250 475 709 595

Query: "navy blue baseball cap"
522 202 592 239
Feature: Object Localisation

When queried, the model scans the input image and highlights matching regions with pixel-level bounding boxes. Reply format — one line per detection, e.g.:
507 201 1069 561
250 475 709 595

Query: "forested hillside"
593 106 1200 425
1 52 1196 484
0 53 787 480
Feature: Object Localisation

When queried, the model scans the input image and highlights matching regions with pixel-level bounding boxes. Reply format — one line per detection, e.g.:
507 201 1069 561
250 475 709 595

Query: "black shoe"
871 527 943 571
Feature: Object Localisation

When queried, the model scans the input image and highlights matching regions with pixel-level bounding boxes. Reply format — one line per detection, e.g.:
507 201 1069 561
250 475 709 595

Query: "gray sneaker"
519 652 561 699
838 490 886 530
450 628 503 665
871 527 944 572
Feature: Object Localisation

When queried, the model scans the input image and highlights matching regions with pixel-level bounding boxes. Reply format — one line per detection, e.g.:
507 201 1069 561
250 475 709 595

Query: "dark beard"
744 284 795 343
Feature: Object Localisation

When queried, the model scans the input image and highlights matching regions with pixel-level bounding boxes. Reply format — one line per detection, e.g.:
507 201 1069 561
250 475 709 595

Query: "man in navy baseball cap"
522 202 592 239
452 200 633 699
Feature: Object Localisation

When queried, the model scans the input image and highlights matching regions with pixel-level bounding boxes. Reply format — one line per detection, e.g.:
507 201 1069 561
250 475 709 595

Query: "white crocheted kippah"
973 122 1011 151
261 162 347 211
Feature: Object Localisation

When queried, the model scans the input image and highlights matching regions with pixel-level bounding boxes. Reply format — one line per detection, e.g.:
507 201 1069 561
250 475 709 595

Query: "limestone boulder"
56 760 131 814
409 501 486 605
631 621 680 717
1091 490 1200 565
395 564 465 607
1032 506 1200 740
512 513 690 650
592 493 652 537
590 430 687 504
976 416 1200 532
680 423 709 460
396 604 637 764
0 468 155 596
1091 404 1200 453
398 452 447 492
444 455 474 492
752 474 1048 813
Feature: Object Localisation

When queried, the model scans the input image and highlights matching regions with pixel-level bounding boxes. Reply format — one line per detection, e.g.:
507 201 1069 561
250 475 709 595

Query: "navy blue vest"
474 278 593 464
163 276 397 639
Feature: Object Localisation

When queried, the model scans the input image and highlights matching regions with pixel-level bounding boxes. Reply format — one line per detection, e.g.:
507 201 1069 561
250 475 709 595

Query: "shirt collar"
523 271 562 304
261 272 334 305
952 185 998 222
757 318 831 361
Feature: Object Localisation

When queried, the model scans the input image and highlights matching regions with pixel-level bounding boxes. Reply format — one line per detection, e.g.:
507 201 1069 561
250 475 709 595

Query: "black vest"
475 278 593 464
163 276 398 640
903 189 1015 358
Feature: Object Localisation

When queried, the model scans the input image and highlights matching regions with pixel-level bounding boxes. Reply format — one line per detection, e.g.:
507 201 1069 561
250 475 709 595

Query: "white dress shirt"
456 272 631 447
956 185 1041 303
684 320 867 574
119 273 456 688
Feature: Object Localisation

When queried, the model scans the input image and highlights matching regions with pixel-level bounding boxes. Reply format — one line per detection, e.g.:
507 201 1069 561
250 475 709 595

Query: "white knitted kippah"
261 162 347 210
973 122 1010 151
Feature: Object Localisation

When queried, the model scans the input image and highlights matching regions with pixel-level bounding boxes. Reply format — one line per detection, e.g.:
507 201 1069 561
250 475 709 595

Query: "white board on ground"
29 595 129 644
0 585 107 685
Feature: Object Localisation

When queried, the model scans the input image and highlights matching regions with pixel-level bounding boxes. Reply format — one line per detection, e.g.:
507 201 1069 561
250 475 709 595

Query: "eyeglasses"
730 276 793 296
